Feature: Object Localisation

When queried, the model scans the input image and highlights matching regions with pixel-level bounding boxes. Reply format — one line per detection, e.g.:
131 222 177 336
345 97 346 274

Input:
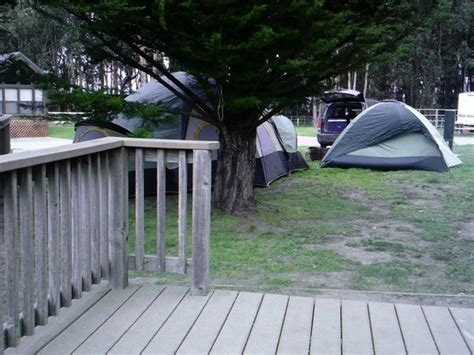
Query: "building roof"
0 51 46 75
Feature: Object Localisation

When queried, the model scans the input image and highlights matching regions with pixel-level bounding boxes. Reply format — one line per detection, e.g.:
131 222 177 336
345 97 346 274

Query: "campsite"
65 75 473 305
125 142 474 307
73 73 309 191
1 1 473 353
38 120 474 306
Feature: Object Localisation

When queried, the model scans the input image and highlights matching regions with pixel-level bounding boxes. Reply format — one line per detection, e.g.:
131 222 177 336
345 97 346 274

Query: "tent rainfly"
321 101 463 172
74 72 309 190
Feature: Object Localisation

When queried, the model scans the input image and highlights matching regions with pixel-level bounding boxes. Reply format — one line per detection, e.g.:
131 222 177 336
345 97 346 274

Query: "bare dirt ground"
290 185 473 307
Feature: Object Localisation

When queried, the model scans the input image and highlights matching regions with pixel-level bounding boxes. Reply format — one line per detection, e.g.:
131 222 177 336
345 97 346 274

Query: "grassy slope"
130 145 474 296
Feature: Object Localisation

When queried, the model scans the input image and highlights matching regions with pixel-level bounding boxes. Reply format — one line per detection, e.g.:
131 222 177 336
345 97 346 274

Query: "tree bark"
363 63 370 97
212 126 257 214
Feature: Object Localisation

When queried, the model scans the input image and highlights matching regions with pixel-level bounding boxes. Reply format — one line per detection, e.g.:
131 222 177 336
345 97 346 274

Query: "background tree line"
367 0 473 108
1 0 471 108
0 0 155 95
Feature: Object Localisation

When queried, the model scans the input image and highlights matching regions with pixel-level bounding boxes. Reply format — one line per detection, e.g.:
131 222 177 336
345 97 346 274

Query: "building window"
0 85 45 116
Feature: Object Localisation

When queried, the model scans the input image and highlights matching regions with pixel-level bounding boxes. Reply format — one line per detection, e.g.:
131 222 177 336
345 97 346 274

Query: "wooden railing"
0 137 218 350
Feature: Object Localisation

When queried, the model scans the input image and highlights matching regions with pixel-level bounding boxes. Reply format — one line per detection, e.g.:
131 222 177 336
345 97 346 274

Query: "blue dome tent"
74 72 308 191
321 101 462 172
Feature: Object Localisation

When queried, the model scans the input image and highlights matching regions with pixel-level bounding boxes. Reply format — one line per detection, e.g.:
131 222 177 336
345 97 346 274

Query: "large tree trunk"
212 126 257 214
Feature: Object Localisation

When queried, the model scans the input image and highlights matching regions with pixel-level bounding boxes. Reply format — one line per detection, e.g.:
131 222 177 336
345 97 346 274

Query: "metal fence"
287 108 459 129
415 109 458 129
287 115 315 126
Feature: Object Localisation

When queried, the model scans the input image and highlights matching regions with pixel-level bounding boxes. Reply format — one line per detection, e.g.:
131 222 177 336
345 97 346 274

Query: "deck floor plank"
368 302 406 355
4 284 110 355
4 284 473 355
310 298 341 355
73 285 164 354
423 305 471 355
141 291 211 354
341 300 374 355
177 290 238 354
108 286 188 355
277 296 314 354
38 285 139 355
395 304 438 355
243 294 289 355
450 307 474 352
210 292 263 355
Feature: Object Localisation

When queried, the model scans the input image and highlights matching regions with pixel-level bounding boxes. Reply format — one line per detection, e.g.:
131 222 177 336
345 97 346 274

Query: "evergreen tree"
39 0 434 212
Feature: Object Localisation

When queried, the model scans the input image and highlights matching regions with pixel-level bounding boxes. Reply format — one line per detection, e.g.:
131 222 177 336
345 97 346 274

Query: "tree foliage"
368 0 473 108
8 0 437 212
37 0 436 212
0 2 146 94
48 89 169 124
39 1 435 128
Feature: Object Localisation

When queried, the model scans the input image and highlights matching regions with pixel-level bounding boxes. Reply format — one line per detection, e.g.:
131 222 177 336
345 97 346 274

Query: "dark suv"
317 90 365 148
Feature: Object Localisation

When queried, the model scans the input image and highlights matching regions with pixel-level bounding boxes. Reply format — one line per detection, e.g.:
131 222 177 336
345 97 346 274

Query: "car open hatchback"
317 90 366 148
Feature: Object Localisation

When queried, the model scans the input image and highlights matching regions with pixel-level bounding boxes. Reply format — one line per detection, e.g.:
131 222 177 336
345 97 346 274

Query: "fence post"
444 111 455 150
108 147 128 289
191 150 212 296
435 109 439 128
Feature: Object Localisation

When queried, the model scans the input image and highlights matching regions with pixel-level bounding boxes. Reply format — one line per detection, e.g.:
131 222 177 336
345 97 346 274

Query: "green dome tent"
321 101 462 172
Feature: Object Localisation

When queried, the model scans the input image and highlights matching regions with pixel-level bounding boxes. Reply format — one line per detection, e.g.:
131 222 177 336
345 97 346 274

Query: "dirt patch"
227 170 474 306
456 220 474 240
305 237 394 265
349 219 422 238
400 184 453 209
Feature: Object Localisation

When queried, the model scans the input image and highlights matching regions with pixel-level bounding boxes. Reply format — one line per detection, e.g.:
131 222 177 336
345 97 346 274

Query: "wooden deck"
6 284 473 355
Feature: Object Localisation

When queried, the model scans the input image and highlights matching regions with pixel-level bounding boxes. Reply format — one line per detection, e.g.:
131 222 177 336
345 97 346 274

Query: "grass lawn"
48 123 75 139
129 145 474 301
295 124 317 137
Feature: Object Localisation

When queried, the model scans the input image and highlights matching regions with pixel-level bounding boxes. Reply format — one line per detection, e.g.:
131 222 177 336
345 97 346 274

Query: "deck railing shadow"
0 137 218 351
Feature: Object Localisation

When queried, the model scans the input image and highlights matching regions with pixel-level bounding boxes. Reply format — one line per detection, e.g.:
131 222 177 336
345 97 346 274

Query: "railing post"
191 150 212 296
19 167 35 336
108 147 128 289
4 171 19 347
134 148 145 271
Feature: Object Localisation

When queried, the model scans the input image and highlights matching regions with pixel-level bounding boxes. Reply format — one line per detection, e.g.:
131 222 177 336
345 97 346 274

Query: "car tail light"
317 117 322 130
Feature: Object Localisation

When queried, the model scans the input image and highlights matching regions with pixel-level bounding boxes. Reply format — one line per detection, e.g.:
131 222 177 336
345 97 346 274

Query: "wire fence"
287 108 460 129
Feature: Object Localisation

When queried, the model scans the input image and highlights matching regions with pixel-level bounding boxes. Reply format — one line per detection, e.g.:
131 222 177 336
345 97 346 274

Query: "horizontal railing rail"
415 108 458 129
0 137 218 351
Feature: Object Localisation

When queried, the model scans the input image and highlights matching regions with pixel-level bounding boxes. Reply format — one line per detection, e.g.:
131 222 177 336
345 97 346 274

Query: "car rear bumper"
317 133 339 146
